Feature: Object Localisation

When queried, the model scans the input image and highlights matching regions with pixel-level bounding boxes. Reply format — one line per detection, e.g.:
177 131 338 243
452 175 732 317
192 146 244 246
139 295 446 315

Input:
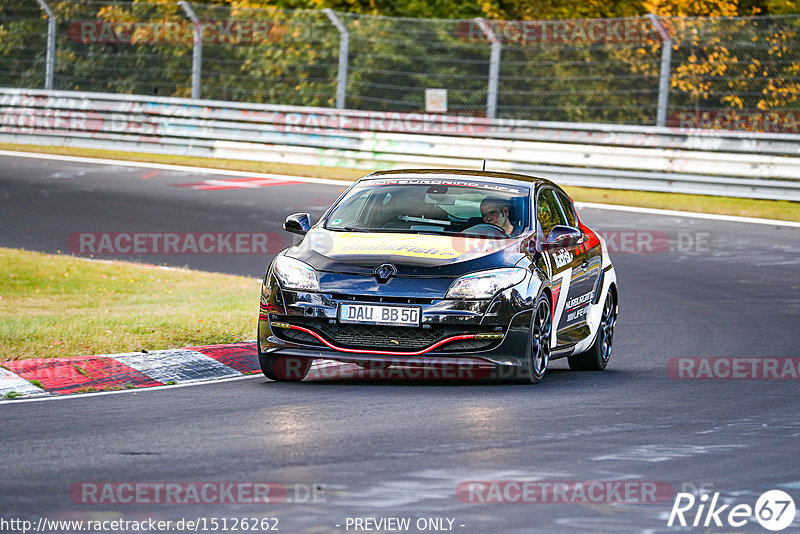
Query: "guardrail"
2 88 800 201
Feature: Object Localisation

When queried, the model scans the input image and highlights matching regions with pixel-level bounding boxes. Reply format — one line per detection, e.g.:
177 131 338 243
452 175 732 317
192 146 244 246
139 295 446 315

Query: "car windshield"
324 179 530 238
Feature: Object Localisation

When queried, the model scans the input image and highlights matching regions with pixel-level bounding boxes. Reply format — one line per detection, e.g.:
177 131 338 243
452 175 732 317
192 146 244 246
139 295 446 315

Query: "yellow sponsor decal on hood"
331 233 461 259
328 233 514 260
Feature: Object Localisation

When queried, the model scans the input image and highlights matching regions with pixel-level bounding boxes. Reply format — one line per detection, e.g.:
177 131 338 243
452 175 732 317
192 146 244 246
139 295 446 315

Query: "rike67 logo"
668 490 796 531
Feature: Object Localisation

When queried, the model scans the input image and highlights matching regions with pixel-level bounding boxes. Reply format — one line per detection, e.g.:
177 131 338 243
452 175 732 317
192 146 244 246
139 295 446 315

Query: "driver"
480 198 515 235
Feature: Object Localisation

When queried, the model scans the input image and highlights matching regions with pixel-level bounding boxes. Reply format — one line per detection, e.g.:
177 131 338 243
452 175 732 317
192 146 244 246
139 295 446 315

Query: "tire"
525 296 552 384
257 330 312 381
568 290 616 371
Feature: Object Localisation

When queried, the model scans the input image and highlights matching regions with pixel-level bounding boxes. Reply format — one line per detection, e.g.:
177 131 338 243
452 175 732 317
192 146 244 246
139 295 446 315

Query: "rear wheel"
526 297 552 384
568 291 616 371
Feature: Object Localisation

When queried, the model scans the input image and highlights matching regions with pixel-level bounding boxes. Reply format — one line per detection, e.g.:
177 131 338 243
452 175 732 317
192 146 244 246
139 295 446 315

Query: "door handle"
581 260 589 270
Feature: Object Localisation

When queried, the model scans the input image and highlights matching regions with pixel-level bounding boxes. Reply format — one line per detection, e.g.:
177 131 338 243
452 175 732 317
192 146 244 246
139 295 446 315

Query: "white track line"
575 201 800 228
1 149 797 227
0 149 354 186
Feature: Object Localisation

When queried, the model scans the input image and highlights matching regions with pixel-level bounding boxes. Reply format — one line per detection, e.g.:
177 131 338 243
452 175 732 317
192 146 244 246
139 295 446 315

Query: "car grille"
329 294 435 305
275 318 499 353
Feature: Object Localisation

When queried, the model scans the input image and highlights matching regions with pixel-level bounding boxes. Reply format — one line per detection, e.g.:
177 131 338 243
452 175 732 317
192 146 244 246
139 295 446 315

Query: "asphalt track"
1 153 799 533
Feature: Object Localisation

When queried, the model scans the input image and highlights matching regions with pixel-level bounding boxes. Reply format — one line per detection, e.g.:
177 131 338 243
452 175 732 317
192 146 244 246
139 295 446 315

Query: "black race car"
258 170 618 383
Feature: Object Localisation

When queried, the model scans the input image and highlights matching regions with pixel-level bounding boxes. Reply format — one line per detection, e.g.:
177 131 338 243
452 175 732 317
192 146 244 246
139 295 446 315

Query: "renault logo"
373 263 397 283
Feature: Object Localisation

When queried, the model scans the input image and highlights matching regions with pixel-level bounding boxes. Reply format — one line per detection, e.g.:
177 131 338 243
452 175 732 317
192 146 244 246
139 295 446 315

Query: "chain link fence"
1 0 799 129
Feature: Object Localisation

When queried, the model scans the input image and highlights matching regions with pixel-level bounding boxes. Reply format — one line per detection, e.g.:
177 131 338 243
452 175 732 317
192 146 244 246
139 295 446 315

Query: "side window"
536 188 567 240
555 190 577 227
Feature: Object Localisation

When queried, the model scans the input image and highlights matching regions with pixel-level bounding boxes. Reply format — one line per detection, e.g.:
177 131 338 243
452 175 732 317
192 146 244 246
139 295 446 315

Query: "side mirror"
521 238 539 254
284 213 311 235
542 225 583 251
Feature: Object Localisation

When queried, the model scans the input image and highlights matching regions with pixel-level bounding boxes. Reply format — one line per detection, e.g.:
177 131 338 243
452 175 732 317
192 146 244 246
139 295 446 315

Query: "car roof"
358 169 559 190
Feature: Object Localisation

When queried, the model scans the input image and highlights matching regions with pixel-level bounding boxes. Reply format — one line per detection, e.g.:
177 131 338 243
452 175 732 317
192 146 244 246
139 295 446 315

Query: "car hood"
284 228 525 277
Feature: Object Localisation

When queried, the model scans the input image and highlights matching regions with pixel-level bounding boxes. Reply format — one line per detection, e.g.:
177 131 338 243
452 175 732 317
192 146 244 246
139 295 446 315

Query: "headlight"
272 256 319 291
446 268 527 299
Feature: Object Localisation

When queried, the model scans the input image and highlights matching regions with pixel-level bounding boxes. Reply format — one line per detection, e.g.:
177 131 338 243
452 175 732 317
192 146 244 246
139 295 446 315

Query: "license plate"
339 303 421 327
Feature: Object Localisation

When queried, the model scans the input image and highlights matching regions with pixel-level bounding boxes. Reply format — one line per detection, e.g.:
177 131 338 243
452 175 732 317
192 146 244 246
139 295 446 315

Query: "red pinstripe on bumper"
284 324 482 356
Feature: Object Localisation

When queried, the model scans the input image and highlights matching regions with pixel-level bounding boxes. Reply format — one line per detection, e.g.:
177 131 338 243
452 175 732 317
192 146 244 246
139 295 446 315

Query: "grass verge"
0 248 258 361
2 142 797 222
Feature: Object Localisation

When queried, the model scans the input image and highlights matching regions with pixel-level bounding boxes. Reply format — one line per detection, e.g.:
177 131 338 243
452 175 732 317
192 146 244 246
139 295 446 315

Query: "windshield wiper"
398 215 451 226
326 226 370 232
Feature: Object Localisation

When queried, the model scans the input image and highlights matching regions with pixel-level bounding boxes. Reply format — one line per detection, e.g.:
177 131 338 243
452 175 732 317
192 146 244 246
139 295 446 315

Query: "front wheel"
257 332 312 381
525 297 552 384
258 351 312 381
568 290 616 371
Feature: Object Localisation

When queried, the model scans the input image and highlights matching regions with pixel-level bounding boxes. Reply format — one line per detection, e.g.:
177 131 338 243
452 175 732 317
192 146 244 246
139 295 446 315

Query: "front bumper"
258 272 535 369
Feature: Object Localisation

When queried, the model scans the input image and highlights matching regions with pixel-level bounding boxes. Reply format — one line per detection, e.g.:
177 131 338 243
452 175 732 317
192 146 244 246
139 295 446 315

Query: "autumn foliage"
0 0 798 128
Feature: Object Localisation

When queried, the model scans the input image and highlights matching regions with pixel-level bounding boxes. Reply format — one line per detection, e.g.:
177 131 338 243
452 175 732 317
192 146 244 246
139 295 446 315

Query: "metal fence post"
34 0 55 90
323 8 349 109
474 18 501 120
648 14 672 127
179 1 202 99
